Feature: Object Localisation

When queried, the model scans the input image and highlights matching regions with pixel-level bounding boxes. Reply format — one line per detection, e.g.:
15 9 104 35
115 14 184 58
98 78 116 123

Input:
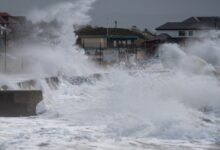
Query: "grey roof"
80 35 138 40
0 12 25 25
156 17 220 30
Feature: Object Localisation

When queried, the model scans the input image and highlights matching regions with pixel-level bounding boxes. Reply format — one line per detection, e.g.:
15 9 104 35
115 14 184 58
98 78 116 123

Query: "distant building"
76 26 149 64
0 12 25 27
79 35 138 49
0 12 26 49
156 17 220 40
76 27 144 49
0 12 26 34
142 28 155 40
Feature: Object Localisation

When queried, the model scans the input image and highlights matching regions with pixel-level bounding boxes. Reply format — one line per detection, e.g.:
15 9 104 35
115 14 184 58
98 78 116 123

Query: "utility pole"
4 30 7 73
106 17 109 37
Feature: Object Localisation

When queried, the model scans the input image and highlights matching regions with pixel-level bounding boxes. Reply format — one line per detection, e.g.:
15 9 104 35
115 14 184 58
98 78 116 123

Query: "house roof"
0 16 6 24
0 12 26 25
80 35 138 40
156 17 220 30
0 12 10 24
108 35 138 40
0 12 10 17
76 27 146 39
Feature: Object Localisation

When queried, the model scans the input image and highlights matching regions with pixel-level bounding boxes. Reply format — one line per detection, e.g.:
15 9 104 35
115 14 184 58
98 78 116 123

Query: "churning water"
0 0 220 149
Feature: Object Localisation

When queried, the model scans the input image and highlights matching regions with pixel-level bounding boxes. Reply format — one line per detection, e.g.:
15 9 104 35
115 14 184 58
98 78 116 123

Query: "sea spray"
0 0 98 77
32 28 220 140
44 31 220 140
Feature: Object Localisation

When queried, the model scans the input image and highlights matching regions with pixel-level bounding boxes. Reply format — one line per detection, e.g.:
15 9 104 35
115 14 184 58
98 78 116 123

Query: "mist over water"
1 0 98 77
0 0 220 149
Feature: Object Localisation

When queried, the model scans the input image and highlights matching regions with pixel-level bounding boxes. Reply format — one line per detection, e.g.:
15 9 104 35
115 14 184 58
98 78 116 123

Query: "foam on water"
45 66 220 139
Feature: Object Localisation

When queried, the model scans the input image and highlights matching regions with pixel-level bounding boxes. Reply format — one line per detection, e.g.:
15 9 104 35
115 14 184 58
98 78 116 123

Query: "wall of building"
85 48 147 64
85 49 119 63
103 49 119 63
157 30 179 37
0 90 43 117
157 30 214 38
82 38 107 48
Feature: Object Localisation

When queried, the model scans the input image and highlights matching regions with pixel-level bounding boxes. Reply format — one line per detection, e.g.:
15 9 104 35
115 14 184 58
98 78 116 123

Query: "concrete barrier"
17 79 39 90
17 76 60 90
0 90 43 117
0 76 60 90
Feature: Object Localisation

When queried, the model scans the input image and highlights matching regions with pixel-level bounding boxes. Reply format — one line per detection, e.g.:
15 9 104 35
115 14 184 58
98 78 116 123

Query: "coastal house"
0 12 27 72
156 17 220 42
0 12 26 45
79 35 139 49
76 26 147 64
0 12 25 28
76 27 143 49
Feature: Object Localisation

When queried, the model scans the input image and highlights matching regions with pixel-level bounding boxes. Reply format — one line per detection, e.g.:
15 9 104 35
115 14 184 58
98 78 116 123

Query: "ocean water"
0 0 220 149
1 65 220 150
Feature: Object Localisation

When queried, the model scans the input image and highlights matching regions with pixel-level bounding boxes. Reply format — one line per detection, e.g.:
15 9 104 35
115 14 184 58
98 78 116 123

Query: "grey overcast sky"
0 0 220 31
91 0 220 31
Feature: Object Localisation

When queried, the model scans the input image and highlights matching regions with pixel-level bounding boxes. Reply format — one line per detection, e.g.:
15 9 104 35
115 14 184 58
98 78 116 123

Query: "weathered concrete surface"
17 76 60 90
0 76 60 90
0 90 43 117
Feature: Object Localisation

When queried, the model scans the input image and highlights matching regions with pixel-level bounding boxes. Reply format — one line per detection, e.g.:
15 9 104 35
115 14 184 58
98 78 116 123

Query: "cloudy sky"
0 0 220 31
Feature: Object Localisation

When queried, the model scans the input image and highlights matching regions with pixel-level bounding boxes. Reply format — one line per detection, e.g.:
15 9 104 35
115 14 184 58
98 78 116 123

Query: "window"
189 31 193 36
127 40 131 45
179 31 186 37
113 40 117 47
122 41 126 47
118 41 122 47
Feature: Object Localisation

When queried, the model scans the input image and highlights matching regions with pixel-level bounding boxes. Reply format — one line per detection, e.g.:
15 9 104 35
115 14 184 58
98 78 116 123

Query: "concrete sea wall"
0 90 43 117
0 76 59 117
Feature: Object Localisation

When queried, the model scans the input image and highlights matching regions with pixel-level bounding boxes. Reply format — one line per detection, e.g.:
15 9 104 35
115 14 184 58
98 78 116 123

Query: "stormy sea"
0 0 220 149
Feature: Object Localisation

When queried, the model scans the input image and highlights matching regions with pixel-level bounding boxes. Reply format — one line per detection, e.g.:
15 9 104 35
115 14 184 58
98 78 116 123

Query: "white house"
156 17 220 38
